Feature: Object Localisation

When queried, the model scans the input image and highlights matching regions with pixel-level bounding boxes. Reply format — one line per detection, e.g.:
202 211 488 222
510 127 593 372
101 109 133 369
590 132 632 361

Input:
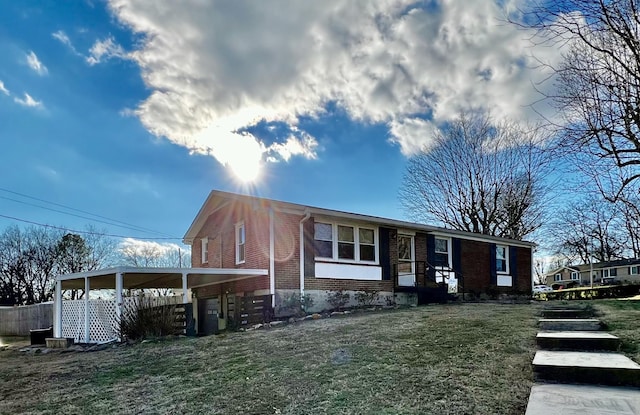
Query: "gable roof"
183 190 536 248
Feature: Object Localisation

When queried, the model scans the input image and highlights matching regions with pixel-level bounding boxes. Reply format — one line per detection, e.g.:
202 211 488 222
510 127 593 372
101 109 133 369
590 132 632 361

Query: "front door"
398 234 415 286
198 297 219 335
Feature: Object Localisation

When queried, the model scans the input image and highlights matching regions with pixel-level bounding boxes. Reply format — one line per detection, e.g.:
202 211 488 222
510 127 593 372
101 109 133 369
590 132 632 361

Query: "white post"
115 272 123 341
54 278 62 338
84 277 90 343
590 255 594 289
182 272 188 303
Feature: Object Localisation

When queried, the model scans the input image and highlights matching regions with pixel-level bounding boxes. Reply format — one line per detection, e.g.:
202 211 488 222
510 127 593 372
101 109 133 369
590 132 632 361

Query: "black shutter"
452 238 462 273
379 227 391 281
509 246 517 278
303 218 315 278
489 243 497 285
427 234 436 281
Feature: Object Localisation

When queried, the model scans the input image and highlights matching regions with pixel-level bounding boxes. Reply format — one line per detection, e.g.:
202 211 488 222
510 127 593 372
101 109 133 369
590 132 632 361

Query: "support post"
115 272 123 341
84 277 90 343
182 272 188 304
54 278 62 338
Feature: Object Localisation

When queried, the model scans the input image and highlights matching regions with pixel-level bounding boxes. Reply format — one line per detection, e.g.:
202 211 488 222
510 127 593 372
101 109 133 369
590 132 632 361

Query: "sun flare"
229 158 262 182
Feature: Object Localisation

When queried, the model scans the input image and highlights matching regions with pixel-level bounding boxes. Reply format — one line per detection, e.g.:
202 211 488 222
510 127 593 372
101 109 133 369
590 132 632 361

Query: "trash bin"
30 327 53 345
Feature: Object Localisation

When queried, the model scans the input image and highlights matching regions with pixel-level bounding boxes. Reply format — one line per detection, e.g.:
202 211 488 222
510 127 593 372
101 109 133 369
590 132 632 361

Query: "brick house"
183 190 534 332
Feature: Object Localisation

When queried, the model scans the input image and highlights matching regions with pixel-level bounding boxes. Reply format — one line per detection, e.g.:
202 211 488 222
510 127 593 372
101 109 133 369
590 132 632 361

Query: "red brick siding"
459 239 490 293
515 246 532 292
274 212 301 289
304 277 393 292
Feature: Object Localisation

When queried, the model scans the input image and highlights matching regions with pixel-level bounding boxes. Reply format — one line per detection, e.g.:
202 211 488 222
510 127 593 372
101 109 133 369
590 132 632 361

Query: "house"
544 258 640 288
182 190 534 332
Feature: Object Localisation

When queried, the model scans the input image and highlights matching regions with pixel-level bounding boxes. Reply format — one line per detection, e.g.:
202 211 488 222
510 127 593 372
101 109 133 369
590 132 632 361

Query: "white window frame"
630 265 640 275
496 245 509 275
398 234 415 275
570 271 580 280
313 221 378 265
602 268 617 278
201 238 209 264
434 236 452 269
235 221 245 265
554 273 562 282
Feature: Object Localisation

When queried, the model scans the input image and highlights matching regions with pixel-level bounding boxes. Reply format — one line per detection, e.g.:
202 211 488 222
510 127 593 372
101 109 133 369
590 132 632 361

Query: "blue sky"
0 1 561 253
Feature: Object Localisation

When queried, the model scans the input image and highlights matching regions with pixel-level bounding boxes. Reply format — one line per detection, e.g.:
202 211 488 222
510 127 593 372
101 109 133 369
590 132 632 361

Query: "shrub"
275 292 315 317
354 290 379 307
118 296 181 342
326 290 350 310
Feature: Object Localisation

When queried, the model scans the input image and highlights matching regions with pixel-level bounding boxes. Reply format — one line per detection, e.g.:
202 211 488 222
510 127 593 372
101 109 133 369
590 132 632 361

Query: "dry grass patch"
0 303 542 414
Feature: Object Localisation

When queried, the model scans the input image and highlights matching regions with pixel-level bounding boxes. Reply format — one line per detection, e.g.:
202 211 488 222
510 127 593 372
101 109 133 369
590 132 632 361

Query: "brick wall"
459 239 491 293
515 246 532 292
274 212 301 290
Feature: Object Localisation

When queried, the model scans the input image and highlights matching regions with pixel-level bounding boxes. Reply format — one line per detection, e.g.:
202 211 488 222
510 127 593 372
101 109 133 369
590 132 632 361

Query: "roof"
183 190 536 248
56 266 268 290
546 258 640 276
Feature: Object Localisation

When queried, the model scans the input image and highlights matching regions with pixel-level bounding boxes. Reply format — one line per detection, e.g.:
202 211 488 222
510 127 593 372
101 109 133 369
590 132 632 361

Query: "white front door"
398 234 415 286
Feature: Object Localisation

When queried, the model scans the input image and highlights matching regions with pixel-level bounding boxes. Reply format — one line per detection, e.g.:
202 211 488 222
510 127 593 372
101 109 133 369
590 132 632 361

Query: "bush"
118 296 181 342
354 290 379 307
276 292 315 317
326 290 350 310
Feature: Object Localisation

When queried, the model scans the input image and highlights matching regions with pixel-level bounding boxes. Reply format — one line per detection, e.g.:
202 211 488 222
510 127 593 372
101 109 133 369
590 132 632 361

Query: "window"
434 237 450 267
201 238 209 264
313 221 377 263
235 222 245 264
338 225 355 260
602 268 617 278
398 235 414 274
630 265 640 275
314 223 333 258
496 245 508 274
359 228 375 261
570 271 580 280
554 273 562 282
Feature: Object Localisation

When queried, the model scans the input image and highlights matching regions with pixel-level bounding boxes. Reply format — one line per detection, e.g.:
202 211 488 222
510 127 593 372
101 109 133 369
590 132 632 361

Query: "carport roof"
57 266 268 290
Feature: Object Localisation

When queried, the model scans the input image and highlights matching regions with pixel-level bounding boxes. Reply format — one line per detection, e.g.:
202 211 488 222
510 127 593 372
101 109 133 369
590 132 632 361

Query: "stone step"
541 309 593 319
525 383 640 415
533 351 640 387
538 318 603 331
537 331 620 351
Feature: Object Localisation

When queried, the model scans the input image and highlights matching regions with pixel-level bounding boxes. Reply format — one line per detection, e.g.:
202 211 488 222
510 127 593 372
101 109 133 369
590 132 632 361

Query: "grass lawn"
2 303 543 414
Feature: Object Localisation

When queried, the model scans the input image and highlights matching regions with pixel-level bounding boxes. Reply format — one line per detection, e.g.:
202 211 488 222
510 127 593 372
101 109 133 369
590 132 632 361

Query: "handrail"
394 260 466 300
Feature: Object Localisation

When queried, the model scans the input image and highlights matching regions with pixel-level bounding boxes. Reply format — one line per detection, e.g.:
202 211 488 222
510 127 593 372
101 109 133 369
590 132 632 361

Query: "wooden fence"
228 295 273 330
0 302 53 336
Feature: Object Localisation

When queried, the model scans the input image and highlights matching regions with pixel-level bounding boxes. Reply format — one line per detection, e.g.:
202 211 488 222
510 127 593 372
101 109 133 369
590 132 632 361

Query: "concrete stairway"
526 305 640 414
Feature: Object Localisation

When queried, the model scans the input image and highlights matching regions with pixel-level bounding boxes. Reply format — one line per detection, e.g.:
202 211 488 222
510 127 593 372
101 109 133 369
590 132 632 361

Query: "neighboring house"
544 259 640 288
183 190 534 332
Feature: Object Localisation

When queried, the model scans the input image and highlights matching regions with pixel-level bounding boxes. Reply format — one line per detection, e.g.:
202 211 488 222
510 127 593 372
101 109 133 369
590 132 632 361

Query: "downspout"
299 209 311 303
269 207 276 308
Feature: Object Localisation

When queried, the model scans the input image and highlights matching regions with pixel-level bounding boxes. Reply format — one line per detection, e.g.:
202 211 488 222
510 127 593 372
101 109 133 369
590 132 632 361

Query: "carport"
53 266 267 343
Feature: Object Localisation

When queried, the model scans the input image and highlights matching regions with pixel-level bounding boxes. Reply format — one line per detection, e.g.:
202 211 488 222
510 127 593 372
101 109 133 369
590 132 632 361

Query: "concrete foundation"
526 384 640 415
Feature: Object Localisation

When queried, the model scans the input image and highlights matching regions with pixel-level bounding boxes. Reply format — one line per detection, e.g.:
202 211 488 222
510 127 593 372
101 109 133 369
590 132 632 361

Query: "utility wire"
0 213 184 241
0 187 174 237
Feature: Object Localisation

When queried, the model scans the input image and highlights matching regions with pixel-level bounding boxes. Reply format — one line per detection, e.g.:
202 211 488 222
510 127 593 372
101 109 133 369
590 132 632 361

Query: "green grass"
0 303 543 414
594 300 640 358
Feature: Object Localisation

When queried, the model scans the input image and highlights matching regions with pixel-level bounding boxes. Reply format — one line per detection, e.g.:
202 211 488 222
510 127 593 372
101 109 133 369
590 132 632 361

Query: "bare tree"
522 0 640 198
117 239 189 268
399 111 552 240
550 196 628 263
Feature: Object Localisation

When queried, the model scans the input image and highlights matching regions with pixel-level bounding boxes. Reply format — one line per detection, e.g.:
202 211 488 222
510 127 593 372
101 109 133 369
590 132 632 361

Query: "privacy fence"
0 303 53 336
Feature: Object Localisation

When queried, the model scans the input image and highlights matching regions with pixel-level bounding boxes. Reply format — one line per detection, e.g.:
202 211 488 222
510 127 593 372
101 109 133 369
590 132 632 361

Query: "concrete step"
525 383 640 415
537 331 620 351
533 351 640 387
538 318 603 331
542 309 593 319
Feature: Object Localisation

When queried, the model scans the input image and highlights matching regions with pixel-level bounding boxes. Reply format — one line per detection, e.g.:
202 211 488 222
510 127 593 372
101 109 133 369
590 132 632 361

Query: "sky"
0 0 564 255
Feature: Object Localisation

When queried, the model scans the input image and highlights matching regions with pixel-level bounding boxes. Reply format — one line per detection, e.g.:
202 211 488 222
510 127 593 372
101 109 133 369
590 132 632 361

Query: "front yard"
3 302 546 414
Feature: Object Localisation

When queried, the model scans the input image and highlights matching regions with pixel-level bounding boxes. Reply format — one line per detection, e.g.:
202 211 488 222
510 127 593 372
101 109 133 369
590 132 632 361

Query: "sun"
229 158 262 183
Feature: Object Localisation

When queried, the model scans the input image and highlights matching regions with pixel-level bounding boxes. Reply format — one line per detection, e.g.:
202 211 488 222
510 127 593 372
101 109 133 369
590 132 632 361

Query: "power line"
0 213 184 241
0 187 175 237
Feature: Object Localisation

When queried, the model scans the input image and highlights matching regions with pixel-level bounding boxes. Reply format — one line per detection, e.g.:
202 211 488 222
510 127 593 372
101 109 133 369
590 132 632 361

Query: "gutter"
299 209 311 302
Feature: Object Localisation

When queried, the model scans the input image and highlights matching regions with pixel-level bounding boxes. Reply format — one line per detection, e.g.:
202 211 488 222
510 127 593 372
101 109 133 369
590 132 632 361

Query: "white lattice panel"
61 299 118 343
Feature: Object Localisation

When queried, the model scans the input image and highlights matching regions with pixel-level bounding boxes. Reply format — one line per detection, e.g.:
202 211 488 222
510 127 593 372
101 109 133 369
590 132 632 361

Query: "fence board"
0 303 53 336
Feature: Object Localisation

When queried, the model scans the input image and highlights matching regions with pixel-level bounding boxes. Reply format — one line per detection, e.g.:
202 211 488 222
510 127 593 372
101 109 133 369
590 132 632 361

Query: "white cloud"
119 237 182 256
86 36 128 65
26 51 48 75
14 92 43 108
0 80 9 96
52 30 82 56
106 0 562 162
